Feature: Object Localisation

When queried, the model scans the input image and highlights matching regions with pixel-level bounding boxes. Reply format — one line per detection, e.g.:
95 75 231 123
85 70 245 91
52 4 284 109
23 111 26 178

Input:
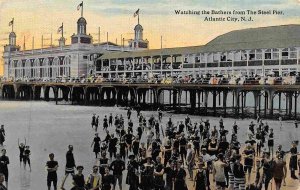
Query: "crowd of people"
52 108 299 190
0 108 299 190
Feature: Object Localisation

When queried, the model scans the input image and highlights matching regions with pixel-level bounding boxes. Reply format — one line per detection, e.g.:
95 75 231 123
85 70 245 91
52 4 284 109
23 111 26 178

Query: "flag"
77 2 83 11
57 25 63 34
133 9 139 17
9 18 14 26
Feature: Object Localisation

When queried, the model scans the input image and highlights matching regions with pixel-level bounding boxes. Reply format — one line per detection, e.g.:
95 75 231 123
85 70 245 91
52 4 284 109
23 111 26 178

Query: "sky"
0 0 299 75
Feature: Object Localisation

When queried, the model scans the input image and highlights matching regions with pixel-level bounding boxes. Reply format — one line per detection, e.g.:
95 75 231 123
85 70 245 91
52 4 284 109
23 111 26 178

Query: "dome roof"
134 24 143 31
77 17 87 24
9 32 16 38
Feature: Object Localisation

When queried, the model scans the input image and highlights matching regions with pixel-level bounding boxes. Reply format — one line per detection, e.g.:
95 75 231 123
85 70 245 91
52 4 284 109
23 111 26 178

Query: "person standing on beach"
61 145 76 189
0 125 5 146
18 138 26 167
46 153 58 190
109 154 125 190
23 146 31 172
109 113 113 127
91 133 101 159
273 152 287 190
91 114 96 129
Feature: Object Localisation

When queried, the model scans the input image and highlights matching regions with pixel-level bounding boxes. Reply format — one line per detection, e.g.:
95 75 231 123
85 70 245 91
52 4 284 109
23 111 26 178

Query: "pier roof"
100 24 300 60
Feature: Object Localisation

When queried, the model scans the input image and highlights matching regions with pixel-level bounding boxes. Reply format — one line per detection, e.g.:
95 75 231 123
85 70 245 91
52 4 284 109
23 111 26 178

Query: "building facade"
3 15 149 80
97 25 300 78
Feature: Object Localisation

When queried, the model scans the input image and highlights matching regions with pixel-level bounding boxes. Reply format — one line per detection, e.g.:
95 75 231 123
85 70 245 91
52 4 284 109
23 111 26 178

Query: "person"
153 157 164 190
46 153 58 190
108 113 113 127
132 136 140 158
71 166 85 190
194 161 208 190
208 137 218 156
23 145 31 171
127 107 132 120
268 128 274 156
103 115 108 131
91 133 101 158
108 134 118 160
109 154 125 190
164 160 175 190
0 125 5 146
273 152 287 190
61 145 76 189
163 139 172 167
18 138 26 167
233 154 245 190
102 167 114 190
91 114 96 128
179 134 187 164
140 157 154 190
289 141 298 179
158 108 162 122
95 116 99 132
86 165 101 190
186 143 195 180
126 155 139 190
0 149 9 189
174 160 187 190
213 153 227 190
0 173 7 190
279 116 282 131
242 143 254 183
99 152 109 176
262 151 273 190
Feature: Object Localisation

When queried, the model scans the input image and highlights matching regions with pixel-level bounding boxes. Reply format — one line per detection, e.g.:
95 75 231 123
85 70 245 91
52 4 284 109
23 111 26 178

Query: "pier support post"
268 90 275 117
213 90 217 116
223 91 228 117
294 92 298 120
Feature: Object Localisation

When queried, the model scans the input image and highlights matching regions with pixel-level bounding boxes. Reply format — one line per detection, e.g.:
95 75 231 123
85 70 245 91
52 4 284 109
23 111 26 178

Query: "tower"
3 21 20 78
129 12 148 49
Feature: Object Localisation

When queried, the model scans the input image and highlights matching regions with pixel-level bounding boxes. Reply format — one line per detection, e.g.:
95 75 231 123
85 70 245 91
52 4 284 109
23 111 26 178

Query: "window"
265 53 271 59
83 56 88 59
282 48 289 59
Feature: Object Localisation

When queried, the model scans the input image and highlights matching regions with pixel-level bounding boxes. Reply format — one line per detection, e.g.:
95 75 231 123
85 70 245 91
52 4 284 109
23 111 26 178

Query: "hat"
217 153 224 159
77 166 84 170
129 154 135 159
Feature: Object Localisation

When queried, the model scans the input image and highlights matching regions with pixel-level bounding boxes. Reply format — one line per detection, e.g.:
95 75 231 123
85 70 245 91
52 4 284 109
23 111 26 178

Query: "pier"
1 81 300 120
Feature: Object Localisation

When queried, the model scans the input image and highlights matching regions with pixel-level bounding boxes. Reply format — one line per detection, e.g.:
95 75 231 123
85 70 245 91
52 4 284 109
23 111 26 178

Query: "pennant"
133 9 140 17
77 2 83 11
9 18 14 26
57 25 63 34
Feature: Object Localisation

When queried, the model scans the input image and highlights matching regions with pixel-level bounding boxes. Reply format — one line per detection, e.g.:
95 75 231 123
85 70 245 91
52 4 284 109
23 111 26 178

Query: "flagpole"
138 14 139 25
23 36 26 51
62 23 64 38
12 18 14 32
98 27 100 46
50 33 53 47
161 35 162 49
32 36 34 53
81 1 83 17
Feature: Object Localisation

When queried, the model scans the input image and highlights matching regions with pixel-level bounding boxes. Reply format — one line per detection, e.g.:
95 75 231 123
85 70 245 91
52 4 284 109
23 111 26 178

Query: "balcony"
220 61 233 67
248 60 262 66
281 59 297 65
264 60 279 66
